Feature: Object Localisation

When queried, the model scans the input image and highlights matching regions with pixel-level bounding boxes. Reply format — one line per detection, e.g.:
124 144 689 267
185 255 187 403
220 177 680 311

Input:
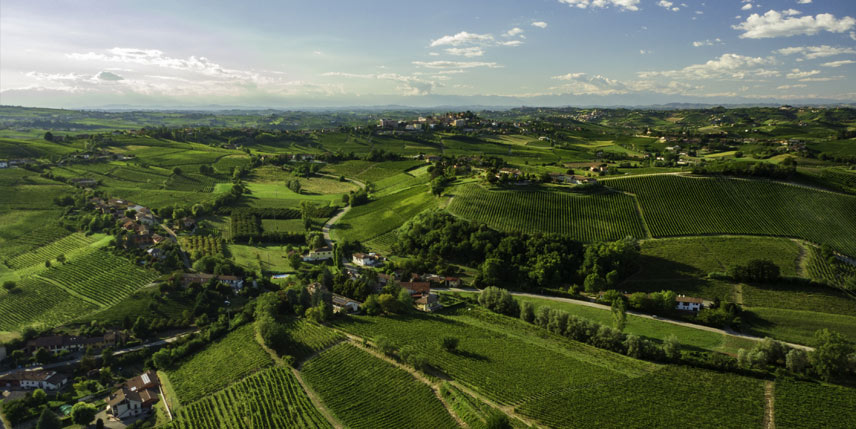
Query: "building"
0 161 7 169
25 331 126 354
0 370 68 390
107 371 160 420
332 294 361 313
452 119 467 127
378 119 397 128
181 273 244 291
303 246 334 262
675 296 704 312
352 252 383 267
415 293 442 312
400 281 431 295
135 212 155 225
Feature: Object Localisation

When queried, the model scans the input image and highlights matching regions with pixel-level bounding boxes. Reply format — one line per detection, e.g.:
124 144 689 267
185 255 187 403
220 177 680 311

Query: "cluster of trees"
736 330 856 382
362 283 413 316
254 288 332 357
692 159 797 179
345 187 370 206
286 178 302 193
394 211 640 292
728 259 781 283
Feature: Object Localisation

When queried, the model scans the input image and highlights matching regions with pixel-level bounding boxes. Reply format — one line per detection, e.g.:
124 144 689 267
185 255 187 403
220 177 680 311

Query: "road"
435 287 814 351
318 175 365 249
0 330 197 378
159 223 191 269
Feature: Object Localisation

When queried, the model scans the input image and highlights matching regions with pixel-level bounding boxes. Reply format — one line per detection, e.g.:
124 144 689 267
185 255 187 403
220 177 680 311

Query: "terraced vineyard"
282 319 343 363
0 277 98 331
6 233 105 269
0 220 71 262
301 343 459 429
39 250 159 307
167 324 273 404
605 175 856 256
774 379 856 428
447 184 646 242
167 367 329 429
516 366 765 428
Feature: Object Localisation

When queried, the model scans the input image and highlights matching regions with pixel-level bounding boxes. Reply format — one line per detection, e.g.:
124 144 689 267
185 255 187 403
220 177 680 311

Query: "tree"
132 316 150 339
34 347 52 364
36 408 62 429
2 280 16 291
44 131 54 141
611 298 627 332
663 335 681 361
31 388 47 405
478 286 518 316
56 254 66 264
811 329 853 381
45 260 51 268
786 348 809 374
441 336 459 352
172 167 183 176
519 301 535 323
361 294 382 316
397 288 412 310
485 413 512 429
375 335 396 356
96 418 105 429
71 402 97 426
288 252 303 269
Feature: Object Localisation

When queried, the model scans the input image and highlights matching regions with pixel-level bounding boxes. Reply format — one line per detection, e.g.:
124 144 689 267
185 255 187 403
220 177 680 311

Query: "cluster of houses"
91 197 166 249
0 370 68 391
0 159 33 169
377 114 473 131
180 273 245 292
24 331 127 354
107 371 161 420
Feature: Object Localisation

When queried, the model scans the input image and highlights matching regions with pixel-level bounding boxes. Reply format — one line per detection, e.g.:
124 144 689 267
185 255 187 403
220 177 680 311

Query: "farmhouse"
0 370 68 390
0 161 7 168
415 293 442 312
107 371 160 420
181 273 244 291
332 294 361 313
400 281 431 295
675 296 704 312
25 331 126 354
497 168 522 179
378 119 397 128
303 246 334 261
352 252 383 267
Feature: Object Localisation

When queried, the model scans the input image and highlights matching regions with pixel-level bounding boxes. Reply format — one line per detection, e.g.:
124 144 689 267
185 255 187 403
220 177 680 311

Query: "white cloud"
638 53 775 80
851 31 856 41
504 27 524 37
798 76 842 82
777 84 807 89
412 60 500 69
692 38 723 47
66 48 259 80
776 45 856 59
786 68 821 79
531 21 548 28
733 10 856 39
321 72 441 95
429 32 494 47
640 49 651 54
96 71 124 81
548 72 699 96
741 4 753 11
558 0 640 12
821 60 855 67
796 0 812 4
499 40 524 47
445 47 485 57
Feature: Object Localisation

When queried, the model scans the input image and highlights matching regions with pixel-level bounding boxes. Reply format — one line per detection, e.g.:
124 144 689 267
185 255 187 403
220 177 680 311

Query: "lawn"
331 184 438 243
744 306 856 345
229 244 296 273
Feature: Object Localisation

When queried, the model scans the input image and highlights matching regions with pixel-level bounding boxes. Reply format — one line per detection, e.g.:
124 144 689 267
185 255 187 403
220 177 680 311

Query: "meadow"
331 184 437 243
447 183 646 242
166 367 330 429
301 343 459 429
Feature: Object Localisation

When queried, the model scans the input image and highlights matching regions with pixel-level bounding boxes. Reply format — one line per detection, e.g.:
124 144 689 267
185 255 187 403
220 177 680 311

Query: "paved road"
435 288 814 351
0 330 197 378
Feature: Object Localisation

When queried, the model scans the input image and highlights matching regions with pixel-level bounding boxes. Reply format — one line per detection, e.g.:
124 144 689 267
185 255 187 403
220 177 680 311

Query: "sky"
1 0 855 108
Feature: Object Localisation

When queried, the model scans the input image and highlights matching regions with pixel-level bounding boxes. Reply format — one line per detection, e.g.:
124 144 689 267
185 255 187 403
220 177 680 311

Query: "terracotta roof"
400 282 430 294
676 296 704 304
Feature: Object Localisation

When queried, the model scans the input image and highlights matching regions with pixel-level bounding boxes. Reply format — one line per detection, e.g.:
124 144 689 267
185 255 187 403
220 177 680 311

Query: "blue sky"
1 0 855 107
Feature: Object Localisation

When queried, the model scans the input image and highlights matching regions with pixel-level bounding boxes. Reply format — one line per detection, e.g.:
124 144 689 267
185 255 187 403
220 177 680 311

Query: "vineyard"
515 366 765 428
166 367 330 429
805 245 856 290
604 175 856 256
180 235 224 259
281 319 343 363
439 383 527 429
38 250 159 307
167 324 273 404
446 184 646 242
331 309 651 405
301 343 459 429
0 277 98 331
6 232 106 269
774 379 856 428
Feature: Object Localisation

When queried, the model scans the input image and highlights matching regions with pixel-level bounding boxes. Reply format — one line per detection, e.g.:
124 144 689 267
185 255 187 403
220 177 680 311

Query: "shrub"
478 286 518 316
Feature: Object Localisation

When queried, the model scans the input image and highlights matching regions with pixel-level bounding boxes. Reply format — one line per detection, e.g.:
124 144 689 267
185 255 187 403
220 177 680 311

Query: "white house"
303 246 334 262
0 161 8 169
332 294 361 313
352 252 382 267
2 370 68 390
107 371 160 420
180 273 244 291
675 296 704 312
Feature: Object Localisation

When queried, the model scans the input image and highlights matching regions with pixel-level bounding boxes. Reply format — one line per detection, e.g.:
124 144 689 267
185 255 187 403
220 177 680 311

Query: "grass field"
447 183 646 242
744 306 856 344
331 184 438 244
332 308 655 405
166 367 330 429
167 324 273 405
515 366 765 428
228 244 295 273
301 343 459 429
774 379 856 429
604 175 856 257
